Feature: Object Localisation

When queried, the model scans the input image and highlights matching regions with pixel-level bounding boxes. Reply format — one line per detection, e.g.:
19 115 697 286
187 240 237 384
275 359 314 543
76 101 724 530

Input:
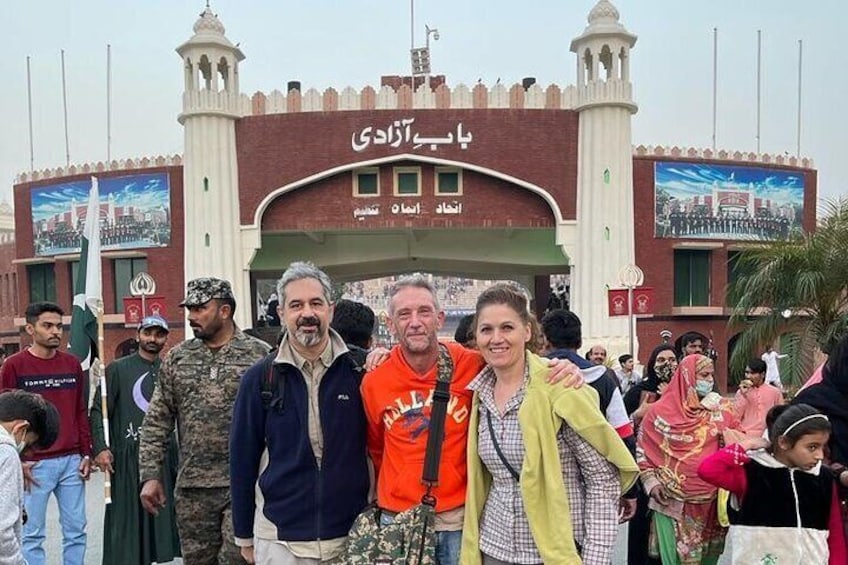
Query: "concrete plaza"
40 472 730 564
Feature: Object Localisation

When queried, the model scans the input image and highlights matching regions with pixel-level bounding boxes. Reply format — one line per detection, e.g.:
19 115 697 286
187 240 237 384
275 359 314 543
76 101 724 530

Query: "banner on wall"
31 172 171 257
654 161 804 242
608 287 654 317
123 296 168 325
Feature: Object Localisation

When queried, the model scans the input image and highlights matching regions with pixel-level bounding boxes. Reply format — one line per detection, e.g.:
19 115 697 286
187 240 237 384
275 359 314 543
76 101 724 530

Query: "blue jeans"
379 511 462 565
23 454 87 565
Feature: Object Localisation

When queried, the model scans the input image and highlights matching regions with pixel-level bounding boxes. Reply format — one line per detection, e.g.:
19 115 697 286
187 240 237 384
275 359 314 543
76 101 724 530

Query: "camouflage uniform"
139 278 271 565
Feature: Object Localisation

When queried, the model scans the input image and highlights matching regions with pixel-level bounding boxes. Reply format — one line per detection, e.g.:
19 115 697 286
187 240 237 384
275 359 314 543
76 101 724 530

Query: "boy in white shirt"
0 390 59 565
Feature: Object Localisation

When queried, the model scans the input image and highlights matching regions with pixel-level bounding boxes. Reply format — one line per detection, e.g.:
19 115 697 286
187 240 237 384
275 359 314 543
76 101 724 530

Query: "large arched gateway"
7 2 817 391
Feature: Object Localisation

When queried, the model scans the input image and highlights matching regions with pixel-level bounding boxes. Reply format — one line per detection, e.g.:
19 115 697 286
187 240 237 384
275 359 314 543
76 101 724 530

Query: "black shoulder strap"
486 409 520 481
420 344 454 504
260 350 282 411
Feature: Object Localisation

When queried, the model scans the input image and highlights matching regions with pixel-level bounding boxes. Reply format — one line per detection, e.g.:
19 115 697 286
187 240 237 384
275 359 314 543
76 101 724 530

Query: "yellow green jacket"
460 353 639 564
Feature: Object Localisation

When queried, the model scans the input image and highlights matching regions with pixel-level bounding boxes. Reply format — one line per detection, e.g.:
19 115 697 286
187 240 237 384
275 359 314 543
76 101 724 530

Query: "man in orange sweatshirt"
361 276 580 565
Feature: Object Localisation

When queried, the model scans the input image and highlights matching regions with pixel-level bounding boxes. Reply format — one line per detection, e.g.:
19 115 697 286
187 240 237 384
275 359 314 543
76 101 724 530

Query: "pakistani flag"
69 176 102 373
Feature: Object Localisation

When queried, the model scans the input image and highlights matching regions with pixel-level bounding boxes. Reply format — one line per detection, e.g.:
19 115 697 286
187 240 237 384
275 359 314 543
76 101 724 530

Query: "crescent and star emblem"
132 371 152 413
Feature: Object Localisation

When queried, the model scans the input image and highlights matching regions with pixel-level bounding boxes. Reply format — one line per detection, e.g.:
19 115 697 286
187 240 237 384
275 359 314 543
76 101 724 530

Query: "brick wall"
12 166 186 363
633 157 817 317
632 156 818 391
236 109 580 226
262 164 555 231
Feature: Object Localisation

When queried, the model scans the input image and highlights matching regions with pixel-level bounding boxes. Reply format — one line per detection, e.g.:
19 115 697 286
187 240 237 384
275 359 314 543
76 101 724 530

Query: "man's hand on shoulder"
545 357 584 388
365 347 391 372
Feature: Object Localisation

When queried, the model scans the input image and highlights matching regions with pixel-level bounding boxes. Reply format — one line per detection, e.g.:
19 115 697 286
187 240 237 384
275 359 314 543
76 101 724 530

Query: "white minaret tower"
569 1 638 358
176 8 249 327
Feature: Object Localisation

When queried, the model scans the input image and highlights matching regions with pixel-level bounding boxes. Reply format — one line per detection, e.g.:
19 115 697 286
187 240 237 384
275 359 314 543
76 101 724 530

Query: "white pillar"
178 7 248 328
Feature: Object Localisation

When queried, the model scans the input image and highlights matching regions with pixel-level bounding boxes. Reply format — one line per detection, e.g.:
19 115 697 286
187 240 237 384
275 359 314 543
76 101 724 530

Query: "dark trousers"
174 486 246 565
627 484 661 565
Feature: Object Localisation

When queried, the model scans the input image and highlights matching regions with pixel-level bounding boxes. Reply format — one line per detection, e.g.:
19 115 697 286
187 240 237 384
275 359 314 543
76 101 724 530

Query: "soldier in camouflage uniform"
138 278 271 565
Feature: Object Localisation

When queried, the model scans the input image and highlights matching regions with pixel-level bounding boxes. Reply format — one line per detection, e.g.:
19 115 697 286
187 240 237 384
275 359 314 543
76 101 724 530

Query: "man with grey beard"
230 262 369 565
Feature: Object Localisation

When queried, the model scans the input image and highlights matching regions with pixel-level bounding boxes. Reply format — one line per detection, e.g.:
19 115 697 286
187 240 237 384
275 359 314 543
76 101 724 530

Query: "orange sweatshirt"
361 342 484 513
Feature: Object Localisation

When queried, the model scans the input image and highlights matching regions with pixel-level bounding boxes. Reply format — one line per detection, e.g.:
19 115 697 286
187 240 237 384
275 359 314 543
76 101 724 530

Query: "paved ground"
43 472 182 564
41 472 729 564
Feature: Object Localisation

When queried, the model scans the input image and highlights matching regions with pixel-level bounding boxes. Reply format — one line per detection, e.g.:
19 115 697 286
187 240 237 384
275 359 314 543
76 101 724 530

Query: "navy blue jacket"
230 350 369 542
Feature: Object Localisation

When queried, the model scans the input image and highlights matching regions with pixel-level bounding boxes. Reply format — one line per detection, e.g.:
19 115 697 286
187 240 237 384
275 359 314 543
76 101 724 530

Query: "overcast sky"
1 1 844 209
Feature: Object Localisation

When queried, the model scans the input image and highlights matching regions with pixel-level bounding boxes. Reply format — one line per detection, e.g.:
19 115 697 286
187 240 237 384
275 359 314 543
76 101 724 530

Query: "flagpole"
92 298 111 505
712 27 717 152
796 39 803 157
27 56 35 173
106 44 112 164
756 30 761 154
61 49 70 167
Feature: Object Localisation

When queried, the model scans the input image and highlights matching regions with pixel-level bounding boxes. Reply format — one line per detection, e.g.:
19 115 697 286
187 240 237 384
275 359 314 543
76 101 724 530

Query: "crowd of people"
34 219 170 255
657 212 793 240
1 265 847 565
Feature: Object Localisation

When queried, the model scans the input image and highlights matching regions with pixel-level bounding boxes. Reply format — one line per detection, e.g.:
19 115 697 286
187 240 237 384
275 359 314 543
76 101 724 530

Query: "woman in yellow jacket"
460 284 638 565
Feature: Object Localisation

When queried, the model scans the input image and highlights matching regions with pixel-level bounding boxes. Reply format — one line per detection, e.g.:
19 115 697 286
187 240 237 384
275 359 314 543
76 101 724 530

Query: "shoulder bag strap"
419 344 454 504
485 409 521 482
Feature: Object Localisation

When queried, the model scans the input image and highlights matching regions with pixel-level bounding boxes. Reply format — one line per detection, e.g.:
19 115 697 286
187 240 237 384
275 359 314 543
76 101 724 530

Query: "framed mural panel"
654 161 804 241
31 173 171 256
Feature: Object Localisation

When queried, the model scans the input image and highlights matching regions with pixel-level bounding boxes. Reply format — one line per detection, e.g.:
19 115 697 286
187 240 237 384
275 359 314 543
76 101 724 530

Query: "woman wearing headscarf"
623 344 678 426
637 354 743 564
623 344 677 565
794 334 848 540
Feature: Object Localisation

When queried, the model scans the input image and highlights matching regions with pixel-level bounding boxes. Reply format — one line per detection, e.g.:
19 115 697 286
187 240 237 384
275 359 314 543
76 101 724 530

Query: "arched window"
599 45 613 80
199 55 212 90
218 57 230 92
184 57 195 91
583 48 594 82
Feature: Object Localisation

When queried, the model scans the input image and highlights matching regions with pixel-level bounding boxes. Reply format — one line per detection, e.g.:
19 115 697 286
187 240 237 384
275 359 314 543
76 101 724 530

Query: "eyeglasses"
744 370 754 374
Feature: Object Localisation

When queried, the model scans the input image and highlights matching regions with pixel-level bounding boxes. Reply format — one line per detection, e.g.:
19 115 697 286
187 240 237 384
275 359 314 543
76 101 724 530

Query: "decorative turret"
176 7 245 122
177 6 251 328
568 0 640 359
570 0 637 112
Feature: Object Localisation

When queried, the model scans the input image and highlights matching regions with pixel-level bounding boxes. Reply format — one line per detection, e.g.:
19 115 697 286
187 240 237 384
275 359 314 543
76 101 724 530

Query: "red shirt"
0 348 92 460
361 342 484 513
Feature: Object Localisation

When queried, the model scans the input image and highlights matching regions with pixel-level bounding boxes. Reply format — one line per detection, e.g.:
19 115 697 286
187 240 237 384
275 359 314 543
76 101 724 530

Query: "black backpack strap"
261 347 364 412
260 350 284 412
345 350 366 379
420 344 454 504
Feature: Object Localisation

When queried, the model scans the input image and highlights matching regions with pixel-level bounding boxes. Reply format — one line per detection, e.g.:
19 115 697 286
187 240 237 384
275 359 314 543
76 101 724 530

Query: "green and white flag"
69 176 102 371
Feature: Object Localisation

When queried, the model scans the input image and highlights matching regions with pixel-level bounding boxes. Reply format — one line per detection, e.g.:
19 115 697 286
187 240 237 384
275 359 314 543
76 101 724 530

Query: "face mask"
694 379 713 397
655 363 675 384
13 424 28 454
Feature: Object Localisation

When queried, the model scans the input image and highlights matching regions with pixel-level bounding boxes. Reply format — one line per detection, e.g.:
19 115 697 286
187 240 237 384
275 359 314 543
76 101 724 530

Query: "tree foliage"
727 198 848 389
